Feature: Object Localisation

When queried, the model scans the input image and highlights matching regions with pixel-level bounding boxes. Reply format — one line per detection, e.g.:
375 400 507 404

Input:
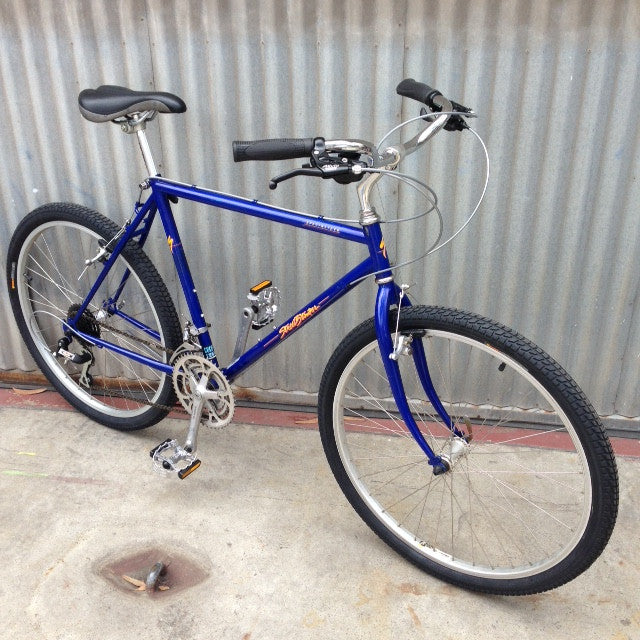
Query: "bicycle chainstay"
92 317 176 356
66 315 201 418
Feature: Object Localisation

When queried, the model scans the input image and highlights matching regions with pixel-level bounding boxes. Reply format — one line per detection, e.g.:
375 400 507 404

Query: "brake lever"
269 165 352 189
425 97 476 132
269 168 322 190
445 99 476 131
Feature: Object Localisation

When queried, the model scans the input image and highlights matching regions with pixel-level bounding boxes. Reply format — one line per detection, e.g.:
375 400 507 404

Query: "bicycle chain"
73 316 189 415
94 318 176 356
70 315 232 428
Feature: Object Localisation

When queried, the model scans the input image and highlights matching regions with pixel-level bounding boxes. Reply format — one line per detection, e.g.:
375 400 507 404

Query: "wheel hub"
66 303 101 342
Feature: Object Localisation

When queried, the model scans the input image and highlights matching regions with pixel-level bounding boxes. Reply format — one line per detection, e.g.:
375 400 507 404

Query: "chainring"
172 353 234 429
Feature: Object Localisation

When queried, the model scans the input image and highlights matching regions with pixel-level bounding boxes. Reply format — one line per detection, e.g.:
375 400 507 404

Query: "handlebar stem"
357 168 384 224
356 150 400 222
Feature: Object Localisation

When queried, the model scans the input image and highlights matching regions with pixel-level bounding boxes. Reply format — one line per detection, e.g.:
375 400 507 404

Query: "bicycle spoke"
11 212 179 425
319 308 610 593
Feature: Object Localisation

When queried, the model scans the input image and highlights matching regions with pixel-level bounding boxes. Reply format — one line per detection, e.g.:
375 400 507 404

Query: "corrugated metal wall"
1 0 638 431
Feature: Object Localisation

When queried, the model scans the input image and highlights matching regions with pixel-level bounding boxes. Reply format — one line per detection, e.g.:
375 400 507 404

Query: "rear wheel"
7 203 181 430
318 305 618 595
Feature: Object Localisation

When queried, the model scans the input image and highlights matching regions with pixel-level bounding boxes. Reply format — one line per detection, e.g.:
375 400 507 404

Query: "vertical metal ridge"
1 0 638 427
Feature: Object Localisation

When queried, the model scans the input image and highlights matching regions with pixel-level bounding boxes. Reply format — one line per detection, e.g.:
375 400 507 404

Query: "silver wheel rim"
332 329 592 580
16 220 168 418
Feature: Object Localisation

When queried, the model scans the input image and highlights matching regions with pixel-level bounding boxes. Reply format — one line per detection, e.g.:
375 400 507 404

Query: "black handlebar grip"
396 78 442 109
232 137 318 162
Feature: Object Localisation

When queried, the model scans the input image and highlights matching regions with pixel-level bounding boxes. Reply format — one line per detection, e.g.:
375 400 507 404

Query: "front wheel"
318 305 618 595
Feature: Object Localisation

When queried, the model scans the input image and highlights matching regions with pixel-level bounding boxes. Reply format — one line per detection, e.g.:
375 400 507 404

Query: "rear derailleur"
54 304 99 388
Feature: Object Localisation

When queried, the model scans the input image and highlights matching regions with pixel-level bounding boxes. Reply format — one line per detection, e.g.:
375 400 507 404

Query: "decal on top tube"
302 219 342 235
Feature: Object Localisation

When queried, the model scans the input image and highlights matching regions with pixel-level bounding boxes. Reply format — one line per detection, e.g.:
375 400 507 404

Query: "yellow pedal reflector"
178 459 201 479
250 280 272 295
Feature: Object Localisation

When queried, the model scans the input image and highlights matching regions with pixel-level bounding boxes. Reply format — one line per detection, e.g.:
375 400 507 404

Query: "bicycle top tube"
148 177 368 244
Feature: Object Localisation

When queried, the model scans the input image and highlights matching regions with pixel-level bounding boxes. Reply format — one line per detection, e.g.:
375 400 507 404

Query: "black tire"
7 203 181 430
318 305 618 595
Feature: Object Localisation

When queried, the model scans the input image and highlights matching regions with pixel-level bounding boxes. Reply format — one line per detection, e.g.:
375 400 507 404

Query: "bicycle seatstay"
67 194 158 327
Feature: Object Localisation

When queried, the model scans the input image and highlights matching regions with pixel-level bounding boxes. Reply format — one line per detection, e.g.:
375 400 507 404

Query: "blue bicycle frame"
68 176 454 472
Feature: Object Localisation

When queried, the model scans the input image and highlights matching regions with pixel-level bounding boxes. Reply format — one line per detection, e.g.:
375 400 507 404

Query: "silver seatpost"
118 111 158 176
136 129 157 176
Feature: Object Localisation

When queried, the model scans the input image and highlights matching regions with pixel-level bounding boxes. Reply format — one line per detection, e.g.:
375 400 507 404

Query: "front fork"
374 282 464 475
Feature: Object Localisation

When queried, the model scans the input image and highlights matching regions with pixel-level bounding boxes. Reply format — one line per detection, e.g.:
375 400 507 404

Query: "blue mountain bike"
6 79 618 595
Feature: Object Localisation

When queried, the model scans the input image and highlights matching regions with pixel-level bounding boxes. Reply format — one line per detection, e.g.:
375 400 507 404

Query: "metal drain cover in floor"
97 546 210 597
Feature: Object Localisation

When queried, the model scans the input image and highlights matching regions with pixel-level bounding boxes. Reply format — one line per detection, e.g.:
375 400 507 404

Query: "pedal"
233 281 280 359
248 281 280 329
150 438 201 478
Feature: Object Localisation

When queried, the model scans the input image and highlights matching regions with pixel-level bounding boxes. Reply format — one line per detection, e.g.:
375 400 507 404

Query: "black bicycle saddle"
78 85 187 122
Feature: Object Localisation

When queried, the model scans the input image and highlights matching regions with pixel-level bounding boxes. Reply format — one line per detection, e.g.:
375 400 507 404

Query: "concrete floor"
1 391 639 640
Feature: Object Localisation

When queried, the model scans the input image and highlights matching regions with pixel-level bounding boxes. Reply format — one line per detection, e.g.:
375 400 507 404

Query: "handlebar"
231 79 475 198
396 78 474 132
232 137 319 162
396 79 443 110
